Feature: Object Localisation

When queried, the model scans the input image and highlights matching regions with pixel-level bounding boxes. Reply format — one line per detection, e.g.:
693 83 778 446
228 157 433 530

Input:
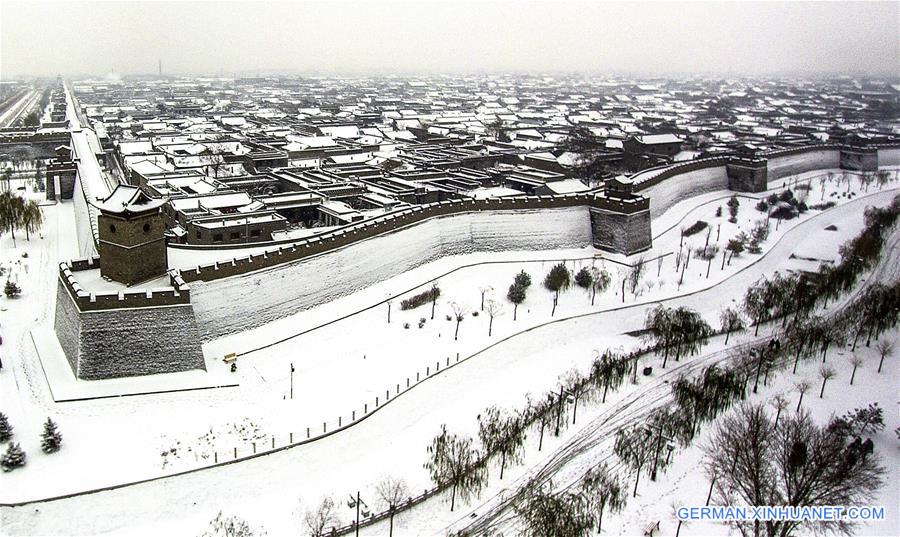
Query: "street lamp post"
349 491 368 537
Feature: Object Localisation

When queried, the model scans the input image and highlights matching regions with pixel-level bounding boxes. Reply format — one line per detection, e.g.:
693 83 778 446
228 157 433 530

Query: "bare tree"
847 355 863 385
478 286 492 311
303 496 338 537
629 256 645 295
818 364 836 398
430 281 439 320
613 425 655 497
209 153 225 179
484 299 503 337
820 172 833 200
719 307 743 345
424 425 486 512
794 381 810 412
450 302 468 341
201 511 265 537
769 393 788 429
515 480 593 537
703 403 884 537
875 339 893 374
590 266 611 306
478 405 526 480
375 476 409 537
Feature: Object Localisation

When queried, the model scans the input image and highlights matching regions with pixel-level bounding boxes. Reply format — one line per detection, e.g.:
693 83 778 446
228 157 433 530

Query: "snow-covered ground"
0 169 897 536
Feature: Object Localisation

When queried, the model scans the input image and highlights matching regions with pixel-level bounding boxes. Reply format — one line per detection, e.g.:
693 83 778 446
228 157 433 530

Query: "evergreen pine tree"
0 412 12 442
1 442 26 471
41 417 62 453
4 280 21 298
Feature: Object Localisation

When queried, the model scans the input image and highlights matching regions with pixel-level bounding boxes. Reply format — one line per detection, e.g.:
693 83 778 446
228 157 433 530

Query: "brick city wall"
589 206 652 254
179 193 651 284
190 205 602 340
54 259 205 380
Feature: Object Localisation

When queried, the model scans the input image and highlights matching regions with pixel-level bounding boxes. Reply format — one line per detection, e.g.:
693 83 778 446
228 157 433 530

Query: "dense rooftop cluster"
62 74 898 246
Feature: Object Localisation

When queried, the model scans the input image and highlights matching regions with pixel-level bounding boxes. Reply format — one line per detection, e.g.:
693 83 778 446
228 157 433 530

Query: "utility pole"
290 363 295 399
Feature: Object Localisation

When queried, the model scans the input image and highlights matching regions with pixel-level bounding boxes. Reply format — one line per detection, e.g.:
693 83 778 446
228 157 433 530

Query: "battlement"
59 257 191 312
54 257 205 380
180 193 651 283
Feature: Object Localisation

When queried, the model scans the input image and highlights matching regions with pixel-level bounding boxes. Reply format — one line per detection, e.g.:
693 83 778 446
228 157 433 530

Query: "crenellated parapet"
54 257 204 380
179 193 653 283
58 257 192 311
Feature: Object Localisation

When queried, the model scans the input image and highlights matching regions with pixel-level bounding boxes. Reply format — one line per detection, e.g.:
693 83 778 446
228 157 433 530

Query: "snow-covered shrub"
0 413 12 442
1 442 25 472
41 418 62 454
4 280 21 298
574 267 593 289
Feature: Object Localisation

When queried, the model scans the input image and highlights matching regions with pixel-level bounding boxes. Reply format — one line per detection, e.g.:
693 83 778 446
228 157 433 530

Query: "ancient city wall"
190 206 594 340
638 164 729 218
54 259 205 379
878 147 900 167
178 194 648 284
764 147 841 180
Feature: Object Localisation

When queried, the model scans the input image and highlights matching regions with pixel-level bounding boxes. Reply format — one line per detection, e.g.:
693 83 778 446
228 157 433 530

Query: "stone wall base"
54 280 206 380
590 207 652 255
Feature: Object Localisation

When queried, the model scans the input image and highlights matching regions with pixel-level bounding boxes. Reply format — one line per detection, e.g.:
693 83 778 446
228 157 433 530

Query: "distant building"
622 133 684 171
623 134 684 158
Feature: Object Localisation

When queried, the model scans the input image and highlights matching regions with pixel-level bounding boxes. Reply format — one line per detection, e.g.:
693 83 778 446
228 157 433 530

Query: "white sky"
1 0 898 78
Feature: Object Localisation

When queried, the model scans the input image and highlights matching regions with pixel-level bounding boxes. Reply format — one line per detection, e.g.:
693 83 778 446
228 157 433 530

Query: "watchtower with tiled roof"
96 185 168 285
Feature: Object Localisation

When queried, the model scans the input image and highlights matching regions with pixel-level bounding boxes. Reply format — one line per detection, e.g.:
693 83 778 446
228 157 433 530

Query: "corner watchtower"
96 185 168 285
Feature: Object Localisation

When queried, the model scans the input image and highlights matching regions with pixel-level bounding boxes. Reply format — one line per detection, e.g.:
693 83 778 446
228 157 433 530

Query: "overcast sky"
1 1 898 78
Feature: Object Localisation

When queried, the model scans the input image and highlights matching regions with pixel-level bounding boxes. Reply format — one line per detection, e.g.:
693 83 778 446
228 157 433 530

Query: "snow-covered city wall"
878 147 900 167
191 207 592 340
54 279 206 380
766 150 840 181
71 175 98 258
640 166 729 219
